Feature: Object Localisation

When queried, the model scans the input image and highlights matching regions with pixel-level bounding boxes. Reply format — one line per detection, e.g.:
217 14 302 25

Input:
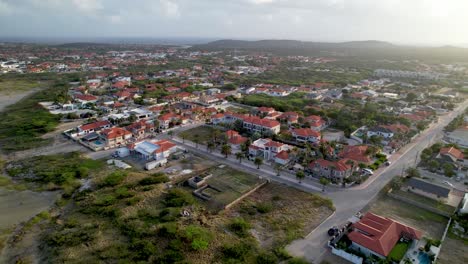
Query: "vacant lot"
204 166 263 211
437 236 468 264
392 189 456 214
368 194 448 239
178 125 217 143
0 80 41 94
227 183 334 249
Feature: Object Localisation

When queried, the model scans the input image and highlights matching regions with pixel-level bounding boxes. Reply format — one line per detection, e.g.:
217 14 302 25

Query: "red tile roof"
243 116 280 128
75 94 97 101
154 140 177 154
101 127 132 139
79 120 111 132
338 145 373 164
440 147 464 160
292 128 320 138
309 159 352 172
229 136 247 145
348 212 423 257
275 150 289 160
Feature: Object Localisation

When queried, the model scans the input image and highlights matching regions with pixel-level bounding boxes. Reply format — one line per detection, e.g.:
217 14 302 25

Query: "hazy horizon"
1 0 468 47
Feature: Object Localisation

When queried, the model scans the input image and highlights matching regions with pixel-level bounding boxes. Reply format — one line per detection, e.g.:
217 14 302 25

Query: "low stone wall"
224 181 268 210
387 190 453 217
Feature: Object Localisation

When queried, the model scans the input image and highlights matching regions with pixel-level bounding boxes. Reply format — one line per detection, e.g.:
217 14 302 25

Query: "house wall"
351 242 385 259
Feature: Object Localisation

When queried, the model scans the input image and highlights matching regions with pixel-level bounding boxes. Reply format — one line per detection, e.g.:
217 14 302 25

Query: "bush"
126 196 141 205
288 257 310 264
116 187 133 198
93 194 117 206
129 239 157 261
256 252 278 264
158 223 178 238
163 189 195 207
157 249 184 263
256 202 273 214
159 208 180 222
222 242 253 261
229 217 251 237
100 171 127 187
184 225 213 251
76 166 89 178
138 175 169 186
45 226 96 247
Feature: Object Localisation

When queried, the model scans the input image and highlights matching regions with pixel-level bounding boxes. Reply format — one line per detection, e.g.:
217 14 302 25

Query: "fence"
331 247 363 264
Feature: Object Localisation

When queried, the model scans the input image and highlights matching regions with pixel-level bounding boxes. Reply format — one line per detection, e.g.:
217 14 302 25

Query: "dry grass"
437 236 468 264
227 183 334 249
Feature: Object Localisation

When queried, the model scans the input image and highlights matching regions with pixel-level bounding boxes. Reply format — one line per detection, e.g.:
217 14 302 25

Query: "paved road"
286 100 468 263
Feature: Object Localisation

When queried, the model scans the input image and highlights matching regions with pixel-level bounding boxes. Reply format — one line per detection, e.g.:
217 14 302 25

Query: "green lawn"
387 241 410 262
178 126 217 143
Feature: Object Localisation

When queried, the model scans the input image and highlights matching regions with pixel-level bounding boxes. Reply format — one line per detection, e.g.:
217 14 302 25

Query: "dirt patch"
0 89 40 113
437 236 468 264
227 183 334 249
368 195 448 239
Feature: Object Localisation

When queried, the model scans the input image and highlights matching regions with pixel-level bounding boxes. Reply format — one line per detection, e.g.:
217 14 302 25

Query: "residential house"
367 126 394 139
74 94 98 105
225 130 248 150
291 128 321 144
100 127 132 149
278 112 299 124
126 120 155 139
437 146 465 166
445 128 468 148
158 113 182 130
348 213 423 259
304 115 327 131
129 139 177 161
405 178 451 203
77 120 112 135
338 145 373 165
308 159 354 183
243 116 281 135
249 138 292 163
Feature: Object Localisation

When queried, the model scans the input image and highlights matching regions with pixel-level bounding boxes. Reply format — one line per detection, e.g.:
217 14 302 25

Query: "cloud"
71 0 103 13
159 0 180 18
0 0 12 14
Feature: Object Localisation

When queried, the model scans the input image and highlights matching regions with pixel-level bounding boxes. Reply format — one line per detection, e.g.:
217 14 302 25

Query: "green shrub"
129 239 157 261
288 257 310 264
126 196 141 206
138 175 169 186
100 171 127 187
256 252 278 264
45 226 96 247
76 166 89 178
229 217 251 237
222 242 254 261
158 223 178 238
163 189 195 207
93 194 117 206
116 187 133 198
256 202 273 214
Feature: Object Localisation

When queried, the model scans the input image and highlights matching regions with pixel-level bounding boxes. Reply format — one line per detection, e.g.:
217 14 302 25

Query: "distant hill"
192 39 468 62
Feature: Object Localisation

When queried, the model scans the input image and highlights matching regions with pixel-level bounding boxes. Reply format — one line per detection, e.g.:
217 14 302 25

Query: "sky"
1 0 468 45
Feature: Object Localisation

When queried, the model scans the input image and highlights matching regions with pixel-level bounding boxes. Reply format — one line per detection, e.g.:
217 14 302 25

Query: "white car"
362 168 374 175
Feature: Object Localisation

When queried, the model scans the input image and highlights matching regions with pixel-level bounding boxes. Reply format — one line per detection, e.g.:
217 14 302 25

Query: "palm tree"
182 134 186 143
193 134 200 149
320 177 330 192
207 141 215 152
236 152 244 163
168 130 174 139
274 164 282 176
254 157 263 169
221 144 232 158
296 171 305 183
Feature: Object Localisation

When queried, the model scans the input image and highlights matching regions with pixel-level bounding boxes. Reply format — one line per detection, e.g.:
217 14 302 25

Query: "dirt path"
0 89 40 113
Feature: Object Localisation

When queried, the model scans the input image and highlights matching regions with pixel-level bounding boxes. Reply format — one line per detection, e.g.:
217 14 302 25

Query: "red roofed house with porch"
249 138 292 163
348 212 423 259
243 116 281 135
308 159 354 183
291 128 321 144
100 127 133 149
338 145 373 165
225 130 248 150
78 120 112 135
304 115 327 131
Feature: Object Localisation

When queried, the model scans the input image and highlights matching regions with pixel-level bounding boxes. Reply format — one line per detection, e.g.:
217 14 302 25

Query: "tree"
207 141 215 153
274 164 282 176
320 177 330 192
254 157 263 169
193 134 200 149
296 171 305 183
153 119 160 132
405 167 420 178
168 130 174 139
428 160 440 172
406 92 417 102
443 163 455 177
236 152 244 163
221 144 232 158
181 134 186 143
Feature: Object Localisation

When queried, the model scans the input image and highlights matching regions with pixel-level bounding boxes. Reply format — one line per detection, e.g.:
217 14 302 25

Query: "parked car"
328 226 339 236
362 168 374 175
385 161 391 166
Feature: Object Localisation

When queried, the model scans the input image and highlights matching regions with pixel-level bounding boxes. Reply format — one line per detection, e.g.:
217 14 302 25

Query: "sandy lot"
0 89 39 113
0 188 58 229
